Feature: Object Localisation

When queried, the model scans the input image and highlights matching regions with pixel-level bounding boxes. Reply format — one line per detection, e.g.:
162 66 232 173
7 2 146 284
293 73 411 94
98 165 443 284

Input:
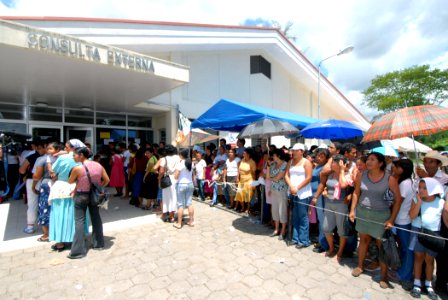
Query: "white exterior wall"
161 51 315 122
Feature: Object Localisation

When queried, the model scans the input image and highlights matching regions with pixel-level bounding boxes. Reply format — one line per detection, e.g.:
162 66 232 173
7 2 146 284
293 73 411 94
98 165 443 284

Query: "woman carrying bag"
67 147 110 259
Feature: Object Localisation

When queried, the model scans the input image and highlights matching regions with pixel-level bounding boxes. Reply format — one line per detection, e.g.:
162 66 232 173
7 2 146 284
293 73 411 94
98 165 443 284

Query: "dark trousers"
71 193 104 256
196 178 205 200
436 222 448 290
6 164 19 197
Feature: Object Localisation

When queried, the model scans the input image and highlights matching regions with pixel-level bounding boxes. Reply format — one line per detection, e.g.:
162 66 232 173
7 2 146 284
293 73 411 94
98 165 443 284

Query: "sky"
1 0 447 119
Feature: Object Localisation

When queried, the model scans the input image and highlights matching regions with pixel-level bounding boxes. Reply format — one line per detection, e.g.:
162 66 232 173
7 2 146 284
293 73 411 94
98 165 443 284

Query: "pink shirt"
77 161 103 192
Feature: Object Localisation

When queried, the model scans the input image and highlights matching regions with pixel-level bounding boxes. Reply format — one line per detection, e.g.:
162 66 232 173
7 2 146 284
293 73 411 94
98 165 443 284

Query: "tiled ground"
0 197 429 299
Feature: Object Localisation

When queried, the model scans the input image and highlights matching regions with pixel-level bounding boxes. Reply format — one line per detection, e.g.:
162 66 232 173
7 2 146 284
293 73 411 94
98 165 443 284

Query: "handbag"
379 230 401 269
160 157 172 189
418 227 446 253
417 206 446 253
84 164 108 207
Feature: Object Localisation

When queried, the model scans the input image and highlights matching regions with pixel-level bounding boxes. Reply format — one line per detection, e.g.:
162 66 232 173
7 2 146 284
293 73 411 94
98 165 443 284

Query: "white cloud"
1 0 447 114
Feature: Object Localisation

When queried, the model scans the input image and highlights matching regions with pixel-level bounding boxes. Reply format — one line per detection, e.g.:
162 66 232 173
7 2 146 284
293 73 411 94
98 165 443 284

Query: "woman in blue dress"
49 139 87 251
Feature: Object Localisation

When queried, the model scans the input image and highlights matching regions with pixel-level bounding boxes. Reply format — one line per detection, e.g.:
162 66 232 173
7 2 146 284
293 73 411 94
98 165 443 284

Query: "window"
96 112 126 126
65 109 94 124
30 106 62 122
128 115 152 128
250 55 271 79
0 103 25 120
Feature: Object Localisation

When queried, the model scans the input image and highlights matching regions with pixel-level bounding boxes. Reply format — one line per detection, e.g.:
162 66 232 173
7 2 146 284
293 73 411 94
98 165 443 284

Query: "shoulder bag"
417 205 446 252
160 157 172 189
84 164 108 207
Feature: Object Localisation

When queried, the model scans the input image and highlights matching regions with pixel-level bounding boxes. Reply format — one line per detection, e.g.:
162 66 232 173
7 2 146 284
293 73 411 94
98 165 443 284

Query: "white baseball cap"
290 143 305 151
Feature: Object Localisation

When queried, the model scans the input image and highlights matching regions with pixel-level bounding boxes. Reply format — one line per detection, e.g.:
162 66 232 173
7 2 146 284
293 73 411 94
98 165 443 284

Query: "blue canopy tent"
191 99 318 132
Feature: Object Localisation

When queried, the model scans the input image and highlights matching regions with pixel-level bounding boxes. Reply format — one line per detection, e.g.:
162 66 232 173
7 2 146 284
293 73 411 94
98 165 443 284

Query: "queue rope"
195 180 448 242
295 199 448 242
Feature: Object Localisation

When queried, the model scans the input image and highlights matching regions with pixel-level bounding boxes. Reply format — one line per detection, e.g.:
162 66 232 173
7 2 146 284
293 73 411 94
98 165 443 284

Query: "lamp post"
317 46 354 119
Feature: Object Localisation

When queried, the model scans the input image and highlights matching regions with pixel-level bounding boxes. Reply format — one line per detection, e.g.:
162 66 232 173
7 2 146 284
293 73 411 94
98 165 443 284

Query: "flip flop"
187 222 195 227
325 251 336 258
351 267 363 277
37 236 49 242
173 223 182 229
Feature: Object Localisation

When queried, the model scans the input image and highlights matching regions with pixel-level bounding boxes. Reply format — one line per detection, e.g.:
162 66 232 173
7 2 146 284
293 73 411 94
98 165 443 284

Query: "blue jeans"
315 196 329 250
396 223 414 281
292 195 312 246
211 183 219 205
196 178 205 200
176 183 194 208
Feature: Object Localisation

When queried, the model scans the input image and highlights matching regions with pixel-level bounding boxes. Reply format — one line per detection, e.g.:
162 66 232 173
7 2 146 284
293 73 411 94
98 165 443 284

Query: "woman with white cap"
48 139 88 252
285 143 313 248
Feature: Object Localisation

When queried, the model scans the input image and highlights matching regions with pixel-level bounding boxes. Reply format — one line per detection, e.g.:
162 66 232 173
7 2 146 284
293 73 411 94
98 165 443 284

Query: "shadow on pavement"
231 216 271 236
1 190 156 242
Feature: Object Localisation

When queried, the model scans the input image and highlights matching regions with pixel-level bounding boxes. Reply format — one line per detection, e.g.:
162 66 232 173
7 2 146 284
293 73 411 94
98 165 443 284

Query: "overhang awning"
0 19 189 113
191 98 318 132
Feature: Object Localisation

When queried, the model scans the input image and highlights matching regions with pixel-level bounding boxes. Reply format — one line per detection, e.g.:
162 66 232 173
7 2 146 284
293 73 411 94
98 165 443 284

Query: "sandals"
51 244 66 252
187 222 195 227
351 267 363 277
173 223 182 229
37 236 49 242
379 280 389 289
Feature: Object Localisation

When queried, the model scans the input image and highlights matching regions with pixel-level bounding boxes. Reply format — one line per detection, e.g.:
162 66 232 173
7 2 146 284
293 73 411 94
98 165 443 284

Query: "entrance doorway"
65 126 93 147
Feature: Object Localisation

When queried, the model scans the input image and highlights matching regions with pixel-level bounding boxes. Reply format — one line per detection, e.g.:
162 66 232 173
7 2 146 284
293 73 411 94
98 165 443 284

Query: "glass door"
65 126 93 148
29 125 63 142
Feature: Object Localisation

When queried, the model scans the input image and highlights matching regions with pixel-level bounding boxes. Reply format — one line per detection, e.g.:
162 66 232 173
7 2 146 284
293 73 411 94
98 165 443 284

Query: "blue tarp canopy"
191 99 318 132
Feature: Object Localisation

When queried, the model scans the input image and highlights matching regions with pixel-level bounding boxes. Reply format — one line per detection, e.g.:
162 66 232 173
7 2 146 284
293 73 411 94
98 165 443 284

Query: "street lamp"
317 46 354 119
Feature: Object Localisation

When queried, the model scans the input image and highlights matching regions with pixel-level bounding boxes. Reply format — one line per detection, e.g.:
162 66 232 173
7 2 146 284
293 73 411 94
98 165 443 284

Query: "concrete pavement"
0 196 423 299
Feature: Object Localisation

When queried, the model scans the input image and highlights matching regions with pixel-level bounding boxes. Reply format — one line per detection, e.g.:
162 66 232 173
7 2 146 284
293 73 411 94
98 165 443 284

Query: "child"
46 142 65 178
409 177 447 299
210 161 225 206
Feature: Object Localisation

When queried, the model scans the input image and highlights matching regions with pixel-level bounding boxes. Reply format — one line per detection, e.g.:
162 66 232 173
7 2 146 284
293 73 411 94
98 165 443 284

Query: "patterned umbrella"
363 105 448 142
237 118 299 139
177 128 219 146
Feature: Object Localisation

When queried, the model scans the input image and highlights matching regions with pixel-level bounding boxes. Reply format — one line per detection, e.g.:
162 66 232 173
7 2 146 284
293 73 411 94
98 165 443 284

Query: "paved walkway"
0 197 426 299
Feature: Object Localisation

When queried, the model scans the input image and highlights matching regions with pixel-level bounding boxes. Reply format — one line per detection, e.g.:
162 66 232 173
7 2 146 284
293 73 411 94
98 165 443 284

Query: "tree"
271 20 297 43
363 65 448 113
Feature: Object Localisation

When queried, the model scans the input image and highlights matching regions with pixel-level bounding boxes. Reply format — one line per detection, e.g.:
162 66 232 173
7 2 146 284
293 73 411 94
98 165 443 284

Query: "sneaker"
410 286 421 298
23 227 35 234
426 287 438 300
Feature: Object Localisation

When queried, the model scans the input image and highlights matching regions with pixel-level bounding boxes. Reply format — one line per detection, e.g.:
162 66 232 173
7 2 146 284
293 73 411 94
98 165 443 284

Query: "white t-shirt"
123 150 131 166
194 159 206 179
411 196 445 231
214 153 228 165
176 160 193 184
225 157 240 177
19 150 34 165
395 178 415 225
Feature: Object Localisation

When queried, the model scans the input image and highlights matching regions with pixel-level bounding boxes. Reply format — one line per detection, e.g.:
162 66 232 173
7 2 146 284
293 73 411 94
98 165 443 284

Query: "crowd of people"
1 136 448 299
0 139 109 259
182 139 448 298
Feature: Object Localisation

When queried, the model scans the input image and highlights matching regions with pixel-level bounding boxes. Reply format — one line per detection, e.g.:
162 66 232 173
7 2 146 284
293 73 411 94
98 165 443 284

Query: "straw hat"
424 150 448 166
